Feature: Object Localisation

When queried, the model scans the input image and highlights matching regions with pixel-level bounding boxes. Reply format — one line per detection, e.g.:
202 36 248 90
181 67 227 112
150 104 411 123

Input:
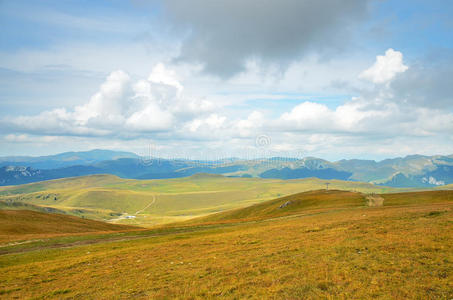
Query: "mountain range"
1 150 453 188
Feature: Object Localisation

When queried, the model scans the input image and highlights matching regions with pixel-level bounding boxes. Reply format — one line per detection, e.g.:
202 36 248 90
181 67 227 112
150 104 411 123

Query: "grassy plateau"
0 176 451 299
0 174 404 226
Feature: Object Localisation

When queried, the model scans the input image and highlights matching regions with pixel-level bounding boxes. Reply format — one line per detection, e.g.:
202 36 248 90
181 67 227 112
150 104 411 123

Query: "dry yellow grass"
0 191 452 299
366 194 384 207
0 210 138 243
187 189 367 224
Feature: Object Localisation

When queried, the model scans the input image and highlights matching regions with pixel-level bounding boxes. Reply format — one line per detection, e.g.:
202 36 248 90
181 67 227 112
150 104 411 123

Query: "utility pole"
326 182 330 190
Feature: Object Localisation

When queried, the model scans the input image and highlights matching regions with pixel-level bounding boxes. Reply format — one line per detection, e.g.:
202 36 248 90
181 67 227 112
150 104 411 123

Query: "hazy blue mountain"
1 150 453 187
377 172 422 188
379 165 453 187
0 158 247 185
0 149 138 169
0 166 45 185
422 165 453 184
335 159 394 182
260 167 352 180
0 165 103 185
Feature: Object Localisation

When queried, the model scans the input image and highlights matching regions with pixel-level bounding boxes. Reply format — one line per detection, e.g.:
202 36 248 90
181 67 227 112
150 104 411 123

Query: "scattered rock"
279 201 292 209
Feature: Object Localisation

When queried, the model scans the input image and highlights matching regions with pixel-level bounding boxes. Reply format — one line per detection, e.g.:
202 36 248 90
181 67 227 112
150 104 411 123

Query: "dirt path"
0 223 231 256
135 195 156 215
108 195 157 222
0 234 147 255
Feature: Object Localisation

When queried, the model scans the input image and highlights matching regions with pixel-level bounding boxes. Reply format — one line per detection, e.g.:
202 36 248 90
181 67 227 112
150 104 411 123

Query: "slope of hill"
381 190 453 206
0 200 67 215
192 190 367 223
191 189 453 224
0 210 137 243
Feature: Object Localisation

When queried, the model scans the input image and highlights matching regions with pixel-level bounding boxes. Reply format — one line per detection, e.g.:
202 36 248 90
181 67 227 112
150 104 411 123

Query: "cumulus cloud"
357 49 453 110
359 48 408 84
74 70 131 127
236 111 265 137
281 102 334 130
275 49 453 138
3 48 453 159
278 100 393 134
147 63 183 94
162 0 372 77
275 96 453 139
186 114 227 134
4 63 215 137
125 103 173 132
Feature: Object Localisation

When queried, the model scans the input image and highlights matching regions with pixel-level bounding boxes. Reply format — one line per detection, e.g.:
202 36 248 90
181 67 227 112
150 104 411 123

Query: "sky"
1 0 453 161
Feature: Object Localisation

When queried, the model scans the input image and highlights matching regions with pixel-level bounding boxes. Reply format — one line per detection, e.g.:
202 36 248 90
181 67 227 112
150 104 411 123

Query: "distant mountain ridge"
0 149 138 169
1 150 453 187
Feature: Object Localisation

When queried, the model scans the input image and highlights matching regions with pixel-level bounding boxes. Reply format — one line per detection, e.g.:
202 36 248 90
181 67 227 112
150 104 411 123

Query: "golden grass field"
0 187 452 299
0 210 137 244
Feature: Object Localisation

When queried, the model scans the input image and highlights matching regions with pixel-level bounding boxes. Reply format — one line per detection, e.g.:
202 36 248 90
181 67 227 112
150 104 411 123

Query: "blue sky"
1 0 452 160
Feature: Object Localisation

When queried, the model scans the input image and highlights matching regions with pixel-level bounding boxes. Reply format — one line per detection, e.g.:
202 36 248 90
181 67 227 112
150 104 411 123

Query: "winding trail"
135 195 156 215
108 195 156 222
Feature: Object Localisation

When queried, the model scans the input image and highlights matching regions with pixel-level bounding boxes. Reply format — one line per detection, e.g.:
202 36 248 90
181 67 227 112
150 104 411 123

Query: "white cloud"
278 100 376 133
359 49 408 84
280 102 334 130
5 134 29 142
3 49 453 160
5 63 215 137
148 63 183 94
125 103 173 132
74 70 131 126
4 134 59 143
186 113 227 134
236 111 265 137
276 92 453 138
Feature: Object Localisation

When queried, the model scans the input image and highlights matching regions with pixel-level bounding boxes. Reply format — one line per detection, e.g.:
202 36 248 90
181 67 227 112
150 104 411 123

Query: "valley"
0 174 403 226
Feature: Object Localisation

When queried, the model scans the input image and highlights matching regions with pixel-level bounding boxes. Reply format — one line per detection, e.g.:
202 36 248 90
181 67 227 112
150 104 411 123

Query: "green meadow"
0 174 404 226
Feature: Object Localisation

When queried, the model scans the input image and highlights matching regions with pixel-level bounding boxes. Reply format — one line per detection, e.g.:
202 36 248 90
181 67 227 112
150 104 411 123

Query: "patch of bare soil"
366 194 384 207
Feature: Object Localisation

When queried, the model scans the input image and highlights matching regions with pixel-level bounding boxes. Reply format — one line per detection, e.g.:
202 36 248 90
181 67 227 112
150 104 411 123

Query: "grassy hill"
0 210 138 243
0 174 405 225
192 189 453 224
381 190 453 206
0 189 451 298
190 189 367 223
